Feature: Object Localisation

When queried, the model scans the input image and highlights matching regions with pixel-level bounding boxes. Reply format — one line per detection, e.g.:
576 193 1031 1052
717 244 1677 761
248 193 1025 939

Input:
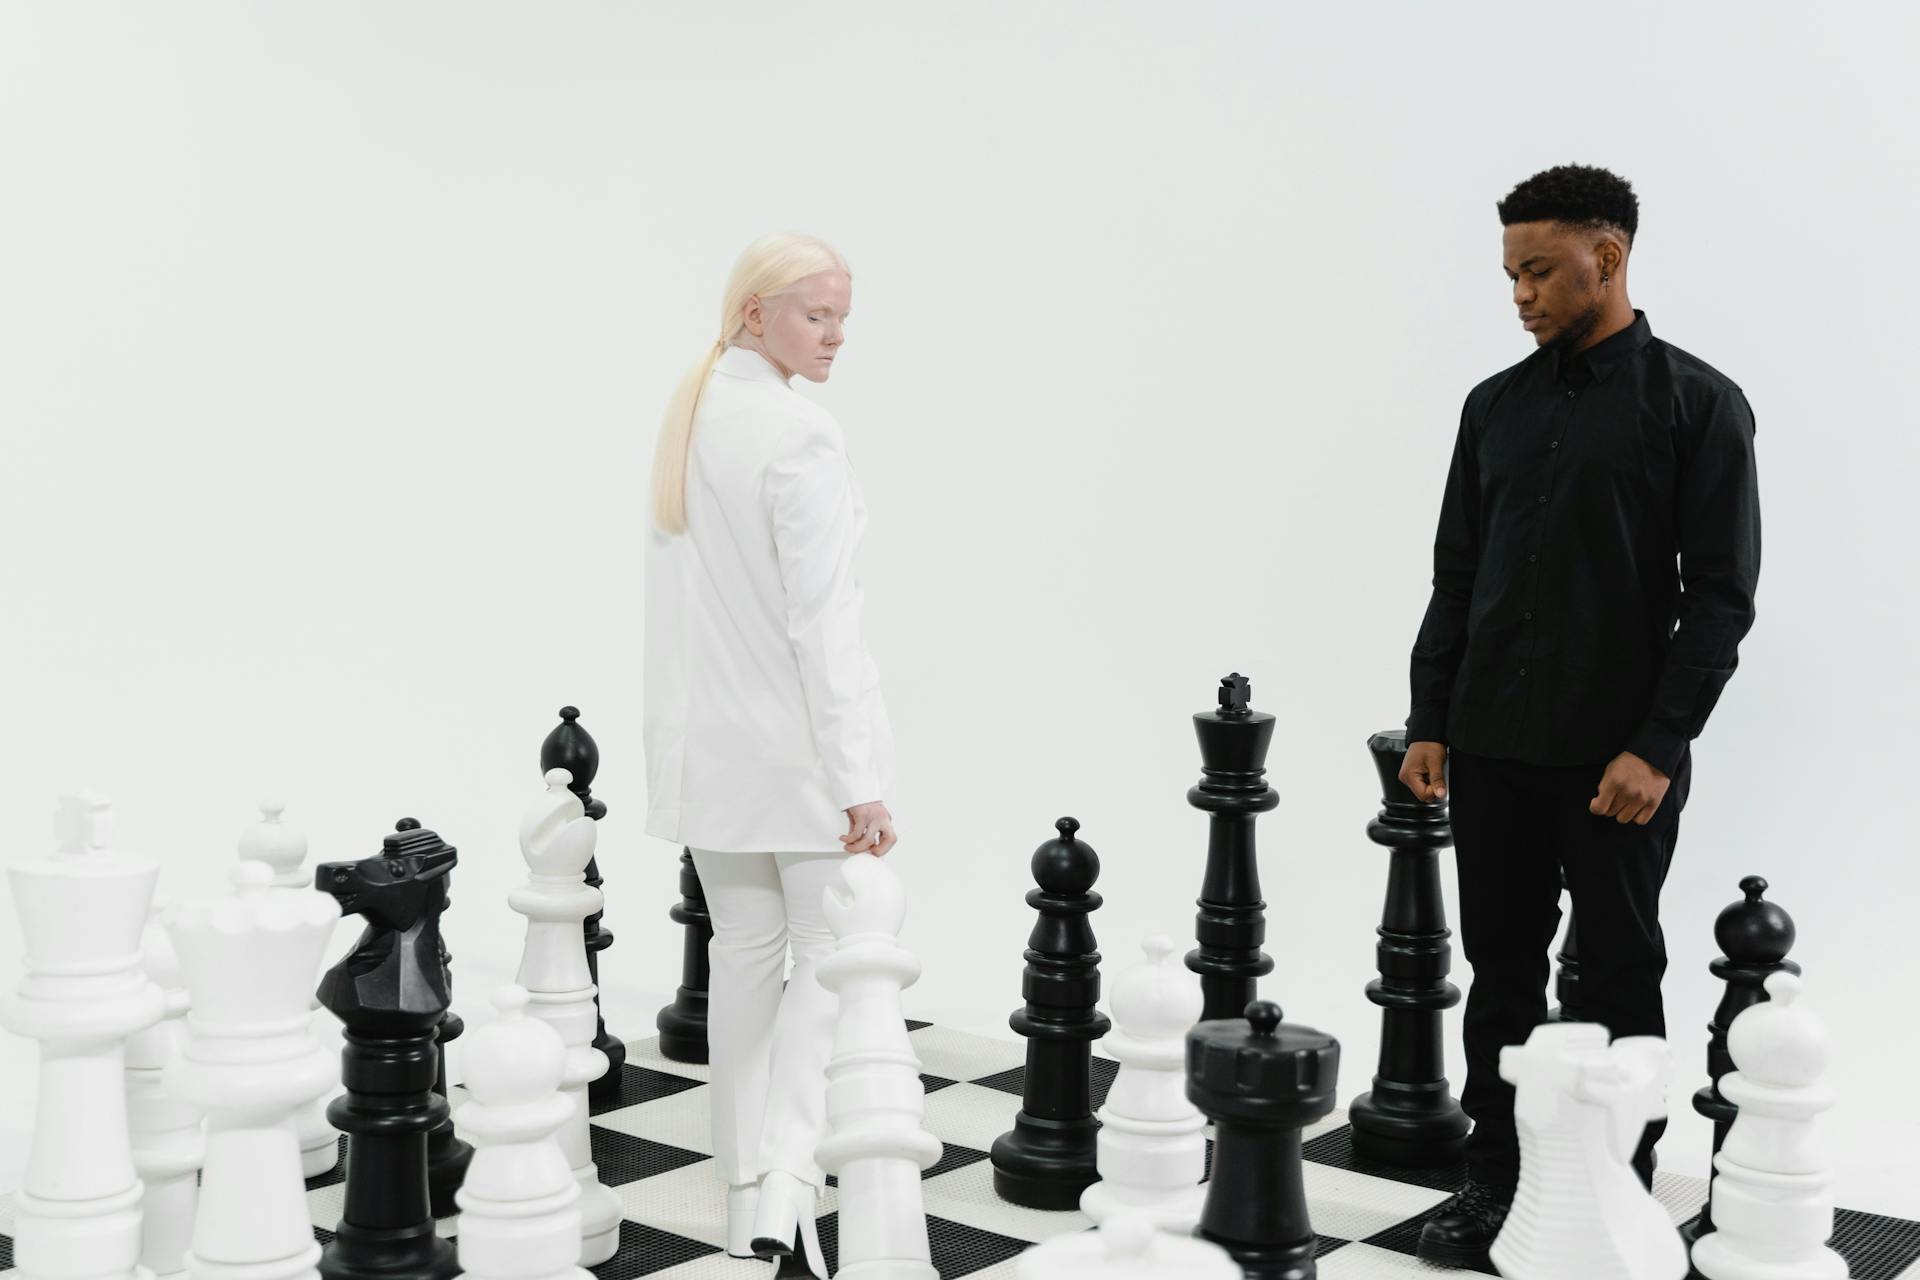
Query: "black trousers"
1448 746 1691 1188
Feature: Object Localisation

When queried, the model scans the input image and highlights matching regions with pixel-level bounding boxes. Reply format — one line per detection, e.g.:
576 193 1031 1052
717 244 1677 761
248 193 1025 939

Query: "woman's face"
746 270 851 383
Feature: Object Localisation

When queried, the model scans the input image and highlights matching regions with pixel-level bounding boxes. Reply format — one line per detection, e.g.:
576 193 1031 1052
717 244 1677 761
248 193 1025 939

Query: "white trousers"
690 848 846 1190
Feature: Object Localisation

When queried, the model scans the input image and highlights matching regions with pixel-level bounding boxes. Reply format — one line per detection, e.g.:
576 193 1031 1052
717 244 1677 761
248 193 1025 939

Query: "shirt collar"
714 343 792 386
1553 310 1654 385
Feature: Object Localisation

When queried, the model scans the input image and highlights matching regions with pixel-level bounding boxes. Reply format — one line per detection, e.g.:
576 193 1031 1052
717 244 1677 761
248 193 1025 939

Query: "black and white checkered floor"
2 1022 1916 1277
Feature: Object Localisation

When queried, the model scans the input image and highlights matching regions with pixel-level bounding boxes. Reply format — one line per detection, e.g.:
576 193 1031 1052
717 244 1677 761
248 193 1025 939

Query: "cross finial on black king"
1187 672 1280 1021
540 705 627 1100
1219 672 1252 715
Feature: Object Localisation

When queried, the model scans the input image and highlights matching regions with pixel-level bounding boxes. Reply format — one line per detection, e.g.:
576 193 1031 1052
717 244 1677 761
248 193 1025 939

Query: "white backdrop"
2 1 1915 1220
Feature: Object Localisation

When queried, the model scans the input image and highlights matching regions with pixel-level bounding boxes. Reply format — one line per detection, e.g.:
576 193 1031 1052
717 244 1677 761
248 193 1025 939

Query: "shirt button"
1538 495 1548 504
1529 554 1538 562
1566 390 1576 398
1524 611 1534 620
1550 440 1560 449
1519 667 1529 676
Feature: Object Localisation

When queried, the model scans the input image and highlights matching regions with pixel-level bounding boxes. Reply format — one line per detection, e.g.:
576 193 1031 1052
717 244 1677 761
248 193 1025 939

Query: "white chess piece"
814 854 942 1280
238 801 342 1179
1490 1022 1687 1280
453 984 593 1280
1 793 165 1280
512 767 622 1266
166 860 339 1280
1689 972 1848 1280
124 900 203 1279
1079 934 1206 1231
1014 1212 1239 1279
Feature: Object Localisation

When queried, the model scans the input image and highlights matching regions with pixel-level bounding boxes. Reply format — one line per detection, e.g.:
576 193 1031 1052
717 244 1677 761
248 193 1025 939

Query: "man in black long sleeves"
1399 164 1761 1271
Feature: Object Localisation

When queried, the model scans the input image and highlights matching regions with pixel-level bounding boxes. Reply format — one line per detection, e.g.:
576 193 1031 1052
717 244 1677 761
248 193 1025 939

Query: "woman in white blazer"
643 231 895 1275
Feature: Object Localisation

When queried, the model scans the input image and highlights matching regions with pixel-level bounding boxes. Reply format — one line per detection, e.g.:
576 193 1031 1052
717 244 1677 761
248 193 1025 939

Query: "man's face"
752 270 851 384
1502 222 1607 350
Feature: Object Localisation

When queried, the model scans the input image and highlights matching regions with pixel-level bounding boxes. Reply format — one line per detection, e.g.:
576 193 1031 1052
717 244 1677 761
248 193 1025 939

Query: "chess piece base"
1690 1234 1847 1280
318 1222 459 1280
990 1118 1100 1210
1348 1089 1469 1167
1080 1178 1205 1232
654 992 711 1064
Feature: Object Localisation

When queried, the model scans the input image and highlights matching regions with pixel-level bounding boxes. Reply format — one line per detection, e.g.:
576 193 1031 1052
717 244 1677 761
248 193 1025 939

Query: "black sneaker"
1416 1176 1513 1273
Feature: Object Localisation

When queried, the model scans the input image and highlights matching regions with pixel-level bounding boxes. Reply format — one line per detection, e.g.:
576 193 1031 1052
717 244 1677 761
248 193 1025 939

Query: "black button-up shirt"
1405 311 1760 776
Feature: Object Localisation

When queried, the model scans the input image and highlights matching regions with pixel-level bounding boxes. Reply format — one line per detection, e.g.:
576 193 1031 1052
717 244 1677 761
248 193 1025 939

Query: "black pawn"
989 817 1110 1209
1189 1000 1340 1280
314 819 461 1280
540 706 627 1102
1548 870 1588 1024
655 847 712 1062
1348 730 1468 1166
426 864 473 1218
1680 875 1799 1251
1187 673 1280 1021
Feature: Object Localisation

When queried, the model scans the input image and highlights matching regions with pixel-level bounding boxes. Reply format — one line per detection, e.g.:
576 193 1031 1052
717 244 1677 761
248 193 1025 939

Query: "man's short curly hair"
1497 164 1639 244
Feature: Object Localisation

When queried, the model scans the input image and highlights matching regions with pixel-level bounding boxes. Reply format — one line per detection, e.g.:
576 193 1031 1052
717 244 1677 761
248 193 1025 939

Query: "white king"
165 860 340 1280
2 793 164 1280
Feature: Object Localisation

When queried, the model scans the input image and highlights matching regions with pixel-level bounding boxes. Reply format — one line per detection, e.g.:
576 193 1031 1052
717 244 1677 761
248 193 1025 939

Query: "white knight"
1490 1022 1687 1280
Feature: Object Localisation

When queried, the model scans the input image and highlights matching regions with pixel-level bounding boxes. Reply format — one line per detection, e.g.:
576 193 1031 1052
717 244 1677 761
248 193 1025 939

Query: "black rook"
1680 875 1799 1249
1187 672 1280 1020
989 817 1110 1210
1348 730 1468 1166
540 706 628 1101
314 819 462 1280
1189 1000 1340 1280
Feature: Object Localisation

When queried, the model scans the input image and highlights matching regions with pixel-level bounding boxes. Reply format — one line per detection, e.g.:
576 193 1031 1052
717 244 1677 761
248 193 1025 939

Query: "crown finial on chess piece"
1032 817 1098 895
1716 875 1796 963
397 816 421 832
545 766 573 791
559 705 580 721
53 791 113 856
1247 1000 1283 1037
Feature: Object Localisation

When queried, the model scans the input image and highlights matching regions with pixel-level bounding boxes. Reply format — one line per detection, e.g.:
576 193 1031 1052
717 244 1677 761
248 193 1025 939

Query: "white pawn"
1014 1212 1239 1279
1690 972 1848 1280
1079 934 1206 1231
453 985 593 1280
512 767 622 1266
166 861 339 1280
815 854 942 1280
2 793 165 1280
125 900 203 1279
238 801 341 1179
1490 1022 1686 1280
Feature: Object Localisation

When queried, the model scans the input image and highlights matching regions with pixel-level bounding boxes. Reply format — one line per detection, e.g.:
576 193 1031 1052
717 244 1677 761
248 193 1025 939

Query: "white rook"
2 793 164 1280
1490 1022 1686 1280
238 801 342 1179
1690 972 1848 1280
167 861 338 1280
814 853 942 1280
1080 934 1206 1231
513 767 622 1266
125 900 202 1279
453 985 593 1280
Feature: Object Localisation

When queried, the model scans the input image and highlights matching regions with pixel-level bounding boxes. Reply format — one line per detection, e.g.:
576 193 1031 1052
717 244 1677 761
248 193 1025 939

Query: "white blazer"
643 344 896 853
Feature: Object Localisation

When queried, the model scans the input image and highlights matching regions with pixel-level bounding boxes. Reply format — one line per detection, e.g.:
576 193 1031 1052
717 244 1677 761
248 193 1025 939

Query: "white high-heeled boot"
726 1183 760 1258
750 1169 827 1278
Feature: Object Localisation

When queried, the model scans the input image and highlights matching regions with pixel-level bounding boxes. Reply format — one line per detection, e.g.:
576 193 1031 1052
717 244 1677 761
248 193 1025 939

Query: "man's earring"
1602 272 1611 286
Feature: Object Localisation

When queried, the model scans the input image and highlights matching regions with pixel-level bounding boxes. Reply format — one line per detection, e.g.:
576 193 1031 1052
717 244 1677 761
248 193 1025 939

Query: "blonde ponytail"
650 232 851 535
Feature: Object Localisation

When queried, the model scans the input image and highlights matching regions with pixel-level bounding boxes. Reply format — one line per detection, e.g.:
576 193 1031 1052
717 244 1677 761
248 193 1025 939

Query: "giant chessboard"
3 1022 1918 1278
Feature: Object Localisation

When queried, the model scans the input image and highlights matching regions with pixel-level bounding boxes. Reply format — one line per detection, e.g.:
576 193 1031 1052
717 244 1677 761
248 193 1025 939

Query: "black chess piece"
1680 875 1799 1253
1187 673 1280 1021
540 706 628 1102
1189 1000 1340 1280
655 846 712 1063
989 817 1110 1210
1348 730 1468 1167
314 819 462 1280
426 923 473 1218
1548 870 1587 1024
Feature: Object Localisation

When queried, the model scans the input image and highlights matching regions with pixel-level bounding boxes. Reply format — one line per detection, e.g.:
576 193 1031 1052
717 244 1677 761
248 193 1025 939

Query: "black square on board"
589 1064 704 1116
588 1219 722 1279
587 1126 711 1186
